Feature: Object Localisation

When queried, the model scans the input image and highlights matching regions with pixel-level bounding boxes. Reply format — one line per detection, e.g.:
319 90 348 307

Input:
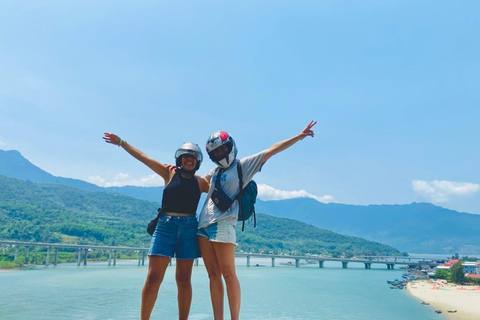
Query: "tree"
435 269 451 281
450 261 465 284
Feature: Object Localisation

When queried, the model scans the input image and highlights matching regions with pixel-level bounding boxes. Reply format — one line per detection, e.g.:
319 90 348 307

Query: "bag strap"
236 162 243 200
236 162 246 230
156 207 164 218
214 167 223 188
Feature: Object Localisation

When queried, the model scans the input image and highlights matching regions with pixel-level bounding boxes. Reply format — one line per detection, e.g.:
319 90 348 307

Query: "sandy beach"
407 280 480 320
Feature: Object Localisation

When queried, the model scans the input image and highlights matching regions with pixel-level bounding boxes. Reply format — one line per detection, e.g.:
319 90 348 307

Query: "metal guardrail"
1 240 439 269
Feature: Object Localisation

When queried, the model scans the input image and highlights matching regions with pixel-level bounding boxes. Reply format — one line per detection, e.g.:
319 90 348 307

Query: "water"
0 259 449 320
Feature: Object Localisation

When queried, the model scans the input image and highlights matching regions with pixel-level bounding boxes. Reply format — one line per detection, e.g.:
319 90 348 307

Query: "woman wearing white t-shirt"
198 121 317 320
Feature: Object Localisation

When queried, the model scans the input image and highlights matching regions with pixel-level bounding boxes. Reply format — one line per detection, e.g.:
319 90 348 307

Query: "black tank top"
161 171 201 214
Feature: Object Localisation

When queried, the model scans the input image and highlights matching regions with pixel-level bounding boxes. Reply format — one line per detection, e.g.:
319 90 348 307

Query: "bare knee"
145 270 164 289
221 270 238 284
176 271 192 288
205 266 222 281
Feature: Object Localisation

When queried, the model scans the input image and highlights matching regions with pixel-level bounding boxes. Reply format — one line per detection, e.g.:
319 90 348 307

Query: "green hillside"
0 175 400 257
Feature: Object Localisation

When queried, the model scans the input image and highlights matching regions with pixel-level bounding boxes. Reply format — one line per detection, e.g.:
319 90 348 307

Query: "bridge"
0 240 149 267
236 253 439 269
0 240 439 269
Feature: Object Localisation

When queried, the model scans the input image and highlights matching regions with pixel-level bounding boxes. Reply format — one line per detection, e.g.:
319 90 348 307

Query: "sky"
1 1 479 214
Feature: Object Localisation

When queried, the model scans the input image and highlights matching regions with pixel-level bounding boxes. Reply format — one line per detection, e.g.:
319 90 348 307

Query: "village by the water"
389 256 480 319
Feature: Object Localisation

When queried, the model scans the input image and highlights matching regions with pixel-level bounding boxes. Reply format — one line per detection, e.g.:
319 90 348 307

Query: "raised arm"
103 133 173 183
262 121 316 163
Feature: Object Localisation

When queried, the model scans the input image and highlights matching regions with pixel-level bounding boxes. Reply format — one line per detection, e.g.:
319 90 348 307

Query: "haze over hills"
2 149 479 255
0 150 163 202
255 199 480 255
0 175 399 256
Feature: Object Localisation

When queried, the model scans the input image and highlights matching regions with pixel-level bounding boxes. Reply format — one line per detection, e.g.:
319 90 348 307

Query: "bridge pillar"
364 263 371 269
113 250 117 266
142 250 146 266
14 246 19 261
295 259 300 267
195 258 199 266
319 260 324 268
247 255 251 267
138 251 141 266
77 249 82 266
108 250 112 266
387 263 395 270
54 248 59 266
83 249 88 266
24 246 30 264
342 261 348 269
46 247 51 266
271 257 275 267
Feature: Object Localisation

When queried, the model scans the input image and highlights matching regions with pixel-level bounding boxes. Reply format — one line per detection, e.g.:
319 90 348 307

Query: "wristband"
119 139 124 146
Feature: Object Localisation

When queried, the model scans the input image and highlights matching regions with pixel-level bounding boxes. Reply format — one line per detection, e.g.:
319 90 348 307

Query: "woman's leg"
141 255 171 320
198 236 225 320
212 242 240 320
175 259 194 320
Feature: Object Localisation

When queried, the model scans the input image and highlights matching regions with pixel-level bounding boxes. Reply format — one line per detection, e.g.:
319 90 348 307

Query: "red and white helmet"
206 131 237 169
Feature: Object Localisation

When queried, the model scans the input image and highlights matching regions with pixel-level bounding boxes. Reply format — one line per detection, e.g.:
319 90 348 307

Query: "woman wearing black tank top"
103 133 209 320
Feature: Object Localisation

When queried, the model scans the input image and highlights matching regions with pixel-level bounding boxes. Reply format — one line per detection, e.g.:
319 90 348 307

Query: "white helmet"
175 142 203 171
206 131 237 169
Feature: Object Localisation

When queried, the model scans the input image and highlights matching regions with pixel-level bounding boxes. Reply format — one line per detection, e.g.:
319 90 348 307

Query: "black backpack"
236 162 257 231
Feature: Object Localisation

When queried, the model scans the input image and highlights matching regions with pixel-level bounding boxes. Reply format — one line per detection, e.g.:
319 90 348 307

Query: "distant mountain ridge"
254 198 480 255
0 150 163 202
2 149 480 254
0 175 399 256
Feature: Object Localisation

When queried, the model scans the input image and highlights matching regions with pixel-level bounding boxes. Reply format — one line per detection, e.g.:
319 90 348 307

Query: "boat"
447 310 457 313
435 310 442 314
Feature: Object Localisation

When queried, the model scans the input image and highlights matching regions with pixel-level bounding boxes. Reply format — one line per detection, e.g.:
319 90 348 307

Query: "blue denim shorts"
148 215 200 260
197 219 237 245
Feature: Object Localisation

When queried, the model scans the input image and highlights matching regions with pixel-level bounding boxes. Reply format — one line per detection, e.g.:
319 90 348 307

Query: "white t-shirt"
198 151 266 229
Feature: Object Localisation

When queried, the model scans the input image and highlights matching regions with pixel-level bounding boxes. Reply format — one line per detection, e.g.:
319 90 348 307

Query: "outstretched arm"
262 121 316 163
103 133 173 183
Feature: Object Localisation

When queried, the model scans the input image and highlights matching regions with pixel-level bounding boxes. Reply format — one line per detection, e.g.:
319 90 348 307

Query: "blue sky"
1 1 479 214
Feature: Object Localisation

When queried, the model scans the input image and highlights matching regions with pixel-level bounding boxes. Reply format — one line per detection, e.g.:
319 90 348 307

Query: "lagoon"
0 259 448 320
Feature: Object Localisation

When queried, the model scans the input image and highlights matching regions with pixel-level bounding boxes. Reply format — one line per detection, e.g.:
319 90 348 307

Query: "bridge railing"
0 240 439 269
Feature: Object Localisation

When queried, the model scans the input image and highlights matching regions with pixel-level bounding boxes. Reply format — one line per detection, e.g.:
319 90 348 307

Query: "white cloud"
257 184 337 203
412 180 480 203
87 173 164 187
87 176 336 203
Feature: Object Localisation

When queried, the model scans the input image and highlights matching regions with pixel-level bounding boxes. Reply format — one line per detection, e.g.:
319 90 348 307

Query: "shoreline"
406 280 480 320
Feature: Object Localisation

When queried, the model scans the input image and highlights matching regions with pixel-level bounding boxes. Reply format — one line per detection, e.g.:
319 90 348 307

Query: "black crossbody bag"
211 168 236 211
147 207 164 236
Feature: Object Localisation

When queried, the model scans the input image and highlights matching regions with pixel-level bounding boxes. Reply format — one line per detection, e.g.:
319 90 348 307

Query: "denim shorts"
148 215 200 260
197 219 237 245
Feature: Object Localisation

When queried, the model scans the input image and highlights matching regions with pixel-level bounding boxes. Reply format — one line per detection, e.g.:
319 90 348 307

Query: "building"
463 262 477 274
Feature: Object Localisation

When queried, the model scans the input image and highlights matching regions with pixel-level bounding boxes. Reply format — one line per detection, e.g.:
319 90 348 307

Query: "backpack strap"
236 162 243 197
236 162 246 230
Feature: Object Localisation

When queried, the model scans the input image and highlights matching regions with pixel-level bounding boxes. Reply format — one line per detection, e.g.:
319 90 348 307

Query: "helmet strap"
177 167 196 177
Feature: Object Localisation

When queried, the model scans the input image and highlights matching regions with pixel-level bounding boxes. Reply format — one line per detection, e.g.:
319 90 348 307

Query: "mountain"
255 198 480 254
0 150 163 203
0 175 398 256
2 149 479 254
0 150 103 192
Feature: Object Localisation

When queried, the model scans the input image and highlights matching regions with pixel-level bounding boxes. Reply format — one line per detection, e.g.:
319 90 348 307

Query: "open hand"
103 133 122 146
